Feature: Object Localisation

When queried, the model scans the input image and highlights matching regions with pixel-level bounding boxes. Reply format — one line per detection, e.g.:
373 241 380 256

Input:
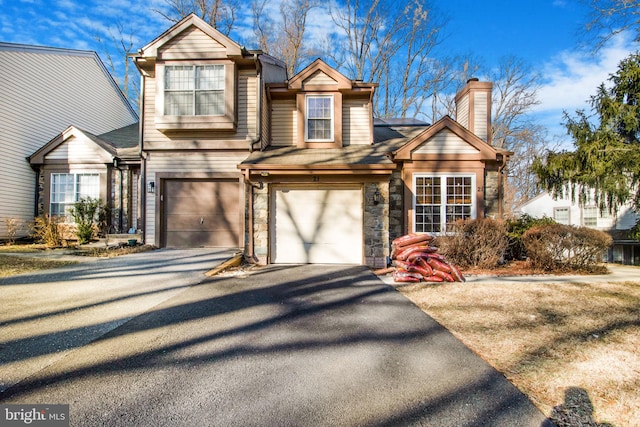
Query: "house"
133 14 510 267
0 42 138 239
28 123 141 235
519 191 640 265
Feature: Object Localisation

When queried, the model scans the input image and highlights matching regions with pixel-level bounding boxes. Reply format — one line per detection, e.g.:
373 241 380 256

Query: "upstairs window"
164 65 225 116
306 95 333 141
50 173 100 222
583 206 598 227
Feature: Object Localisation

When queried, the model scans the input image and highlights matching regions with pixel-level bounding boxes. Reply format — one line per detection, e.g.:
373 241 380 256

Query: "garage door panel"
273 187 362 264
165 214 240 232
163 179 241 248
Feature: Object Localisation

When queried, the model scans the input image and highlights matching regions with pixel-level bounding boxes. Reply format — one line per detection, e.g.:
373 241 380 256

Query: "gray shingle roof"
240 125 429 168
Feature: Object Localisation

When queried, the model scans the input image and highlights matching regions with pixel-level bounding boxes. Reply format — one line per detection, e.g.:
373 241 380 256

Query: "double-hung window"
164 65 225 116
306 95 333 141
553 207 570 225
583 206 598 227
50 173 100 222
414 174 475 233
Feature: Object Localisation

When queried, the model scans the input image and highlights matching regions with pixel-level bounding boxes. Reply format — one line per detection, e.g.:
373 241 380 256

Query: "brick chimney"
455 78 493 144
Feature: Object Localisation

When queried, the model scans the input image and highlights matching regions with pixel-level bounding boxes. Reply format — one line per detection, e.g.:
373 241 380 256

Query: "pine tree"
532 52 640 213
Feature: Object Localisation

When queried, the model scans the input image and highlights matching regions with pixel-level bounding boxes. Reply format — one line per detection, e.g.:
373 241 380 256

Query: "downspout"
138 71 146 242
246 53 263 261
497 153 507 219
250 52 262 152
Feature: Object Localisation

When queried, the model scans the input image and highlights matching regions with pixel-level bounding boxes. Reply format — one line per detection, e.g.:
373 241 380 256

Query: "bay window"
414 174 475 233
164 65 225 116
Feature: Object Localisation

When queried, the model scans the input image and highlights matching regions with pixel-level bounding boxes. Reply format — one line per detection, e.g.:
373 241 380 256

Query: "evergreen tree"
532 52 640 213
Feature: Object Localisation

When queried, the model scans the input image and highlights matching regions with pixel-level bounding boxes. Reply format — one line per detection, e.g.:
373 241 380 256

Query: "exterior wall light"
147 181 155 194
373 189 381 205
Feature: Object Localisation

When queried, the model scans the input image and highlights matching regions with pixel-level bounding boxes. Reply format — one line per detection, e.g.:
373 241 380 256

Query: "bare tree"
94 21 140 111
581 0 640 50
489 56 549 210
155 0 239 35
252 0 318 76
328 0 446 118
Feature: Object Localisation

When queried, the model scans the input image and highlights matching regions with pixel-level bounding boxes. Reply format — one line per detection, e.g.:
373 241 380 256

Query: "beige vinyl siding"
343 99 370 145
143 70 257 147
0 45 137 238
144 152 248 246
160 26 227 59
474 91 489 142
456 95 469 129
302 71 337 88
238 70 257 139
46 138 112 163
271 100 297 146
414 129 480 155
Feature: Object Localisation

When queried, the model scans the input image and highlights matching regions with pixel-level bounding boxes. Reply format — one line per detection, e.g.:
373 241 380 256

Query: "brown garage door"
163 179 241 248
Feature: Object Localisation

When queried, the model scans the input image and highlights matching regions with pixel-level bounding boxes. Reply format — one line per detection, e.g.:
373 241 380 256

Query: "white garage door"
272 186 363 264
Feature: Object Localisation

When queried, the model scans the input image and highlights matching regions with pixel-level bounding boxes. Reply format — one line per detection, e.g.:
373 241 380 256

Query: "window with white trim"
553 207 570 225
583 206 598 227
414 174 475 233
50 173 100 221
306 95 333 141
164 65 225 116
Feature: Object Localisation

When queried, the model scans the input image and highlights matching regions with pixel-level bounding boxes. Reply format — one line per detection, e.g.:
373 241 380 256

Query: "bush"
71 197 102 244
505 214 556 260
30 215 66 247
4 218 23 245
436 218 509 269
522 223 612 272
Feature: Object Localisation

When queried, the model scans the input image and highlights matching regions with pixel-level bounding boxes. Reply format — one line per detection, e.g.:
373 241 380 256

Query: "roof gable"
392 116 502 161
289 59 353 90
140 14 243 59
29 126 116 165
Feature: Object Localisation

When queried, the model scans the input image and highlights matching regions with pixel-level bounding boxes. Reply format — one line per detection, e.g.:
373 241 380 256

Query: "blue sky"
1 0 637 145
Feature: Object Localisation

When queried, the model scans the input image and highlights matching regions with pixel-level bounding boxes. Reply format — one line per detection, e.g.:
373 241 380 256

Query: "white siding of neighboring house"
144 152 248 246
414 129 480 155
0 44 137 238
519 192 638 230
271 100 297 146
343 99 370 146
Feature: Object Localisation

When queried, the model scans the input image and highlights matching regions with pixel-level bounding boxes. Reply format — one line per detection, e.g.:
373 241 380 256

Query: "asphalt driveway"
0 251 549 426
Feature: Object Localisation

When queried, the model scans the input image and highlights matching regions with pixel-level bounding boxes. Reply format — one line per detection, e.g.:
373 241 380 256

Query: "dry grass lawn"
0 254 77 277
394 278 640 426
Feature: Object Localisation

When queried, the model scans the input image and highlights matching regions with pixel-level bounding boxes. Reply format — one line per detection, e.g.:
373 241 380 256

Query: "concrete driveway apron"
1 262 549 426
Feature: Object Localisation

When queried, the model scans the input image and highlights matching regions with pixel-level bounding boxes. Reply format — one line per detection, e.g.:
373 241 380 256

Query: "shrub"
30 215 65 247
522 223 612 272
4 218 23 245
505 214 557 260
436 218 509 269
71 197 102 244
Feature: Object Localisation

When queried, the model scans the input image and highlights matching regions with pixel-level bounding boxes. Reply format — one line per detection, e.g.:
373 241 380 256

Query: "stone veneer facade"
249 181 391 268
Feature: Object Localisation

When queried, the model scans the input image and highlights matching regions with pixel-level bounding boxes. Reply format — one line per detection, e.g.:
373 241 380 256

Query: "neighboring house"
519 192 640 265
28 123 141 234
133 14 510 267
0 42 138 239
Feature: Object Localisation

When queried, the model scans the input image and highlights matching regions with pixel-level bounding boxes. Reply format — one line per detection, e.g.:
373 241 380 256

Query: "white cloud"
535 31 635 114
532 31 636 143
